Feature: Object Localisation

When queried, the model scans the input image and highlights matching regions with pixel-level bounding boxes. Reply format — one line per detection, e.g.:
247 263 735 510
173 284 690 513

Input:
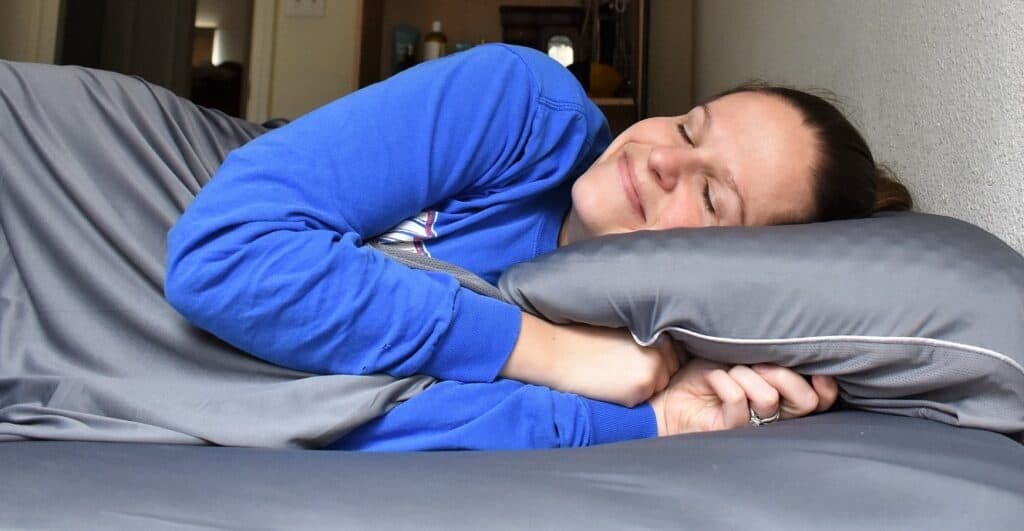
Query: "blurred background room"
1 0 1021 255
0 0 691 135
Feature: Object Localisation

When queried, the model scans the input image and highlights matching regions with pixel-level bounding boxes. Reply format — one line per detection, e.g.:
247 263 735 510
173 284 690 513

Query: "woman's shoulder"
463 44 590 111
464 43 562 71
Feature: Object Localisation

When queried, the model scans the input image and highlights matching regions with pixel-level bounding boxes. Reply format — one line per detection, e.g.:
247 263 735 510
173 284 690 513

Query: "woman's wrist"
499 312 563 389
582 398 658 444
647 389 670 436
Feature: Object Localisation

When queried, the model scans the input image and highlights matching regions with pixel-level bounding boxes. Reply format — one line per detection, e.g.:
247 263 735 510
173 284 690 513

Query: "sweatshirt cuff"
582 398 658 446
423 287 522 383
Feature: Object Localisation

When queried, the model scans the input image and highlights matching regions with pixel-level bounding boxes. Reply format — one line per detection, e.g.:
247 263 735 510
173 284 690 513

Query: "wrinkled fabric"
0 60 432 447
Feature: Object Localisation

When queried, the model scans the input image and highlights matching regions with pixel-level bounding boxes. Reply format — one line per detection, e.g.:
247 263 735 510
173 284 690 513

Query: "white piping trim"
636 326 1024 376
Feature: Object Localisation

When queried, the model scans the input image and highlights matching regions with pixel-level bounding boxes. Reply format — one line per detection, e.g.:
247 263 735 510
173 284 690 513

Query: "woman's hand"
500 313 680 407
648 358 839 436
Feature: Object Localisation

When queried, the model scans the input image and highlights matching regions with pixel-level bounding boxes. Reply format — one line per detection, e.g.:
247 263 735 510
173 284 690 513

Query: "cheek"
597 130 634 164
652 194 706 229
569 172 606 223
570 164 631 233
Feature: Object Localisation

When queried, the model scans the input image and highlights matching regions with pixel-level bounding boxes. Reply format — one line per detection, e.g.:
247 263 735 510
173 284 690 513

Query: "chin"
565 193 601 241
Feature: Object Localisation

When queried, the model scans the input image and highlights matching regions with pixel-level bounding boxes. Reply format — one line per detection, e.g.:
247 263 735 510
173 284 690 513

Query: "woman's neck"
558 209 586 247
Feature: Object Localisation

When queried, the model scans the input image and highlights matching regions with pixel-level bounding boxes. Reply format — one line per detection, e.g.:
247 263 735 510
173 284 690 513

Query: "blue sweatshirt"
165 44 656 450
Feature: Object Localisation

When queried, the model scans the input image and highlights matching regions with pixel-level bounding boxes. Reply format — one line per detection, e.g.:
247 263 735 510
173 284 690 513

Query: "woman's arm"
331 358 839 451
330 379 657 451
165 45 603 382
501 312 680 407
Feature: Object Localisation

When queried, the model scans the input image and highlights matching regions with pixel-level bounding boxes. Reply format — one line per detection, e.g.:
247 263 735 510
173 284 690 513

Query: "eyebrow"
704 104 748 225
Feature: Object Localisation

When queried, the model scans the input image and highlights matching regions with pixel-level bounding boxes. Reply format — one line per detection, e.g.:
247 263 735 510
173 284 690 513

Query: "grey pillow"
498 212 1024 437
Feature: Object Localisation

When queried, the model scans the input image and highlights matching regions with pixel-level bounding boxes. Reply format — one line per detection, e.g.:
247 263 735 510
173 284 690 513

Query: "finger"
704 369 749 430
674 342 692 366
728 365 780 419
666 342 681 373
655 337 681 375
811 375 839 412
663 341 679 374
687 357 728 373
653 362 671 395
752 364 819 418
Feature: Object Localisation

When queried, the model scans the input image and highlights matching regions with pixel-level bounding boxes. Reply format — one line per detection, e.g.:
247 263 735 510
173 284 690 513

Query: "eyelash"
677 123 695 146
703 178 716 214
679 122 716 215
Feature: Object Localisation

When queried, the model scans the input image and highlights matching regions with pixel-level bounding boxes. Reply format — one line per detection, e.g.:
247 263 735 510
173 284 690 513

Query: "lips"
618 152 645 222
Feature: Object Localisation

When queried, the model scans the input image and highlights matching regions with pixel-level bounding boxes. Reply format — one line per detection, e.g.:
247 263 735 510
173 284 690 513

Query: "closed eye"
677 123 695 147
703 178 716 214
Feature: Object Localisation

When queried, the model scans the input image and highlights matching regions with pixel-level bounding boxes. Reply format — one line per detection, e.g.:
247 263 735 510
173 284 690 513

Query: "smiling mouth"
618 152 645 222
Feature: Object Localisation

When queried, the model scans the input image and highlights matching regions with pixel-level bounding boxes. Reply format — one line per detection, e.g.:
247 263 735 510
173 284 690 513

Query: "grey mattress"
2 410 1023 530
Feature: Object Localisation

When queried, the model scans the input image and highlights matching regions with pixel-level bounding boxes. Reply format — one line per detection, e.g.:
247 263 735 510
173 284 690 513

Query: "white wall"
694 0 1024 253
0 0 61 63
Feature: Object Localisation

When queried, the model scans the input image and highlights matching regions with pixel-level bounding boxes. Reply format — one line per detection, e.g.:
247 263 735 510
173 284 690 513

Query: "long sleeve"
165 45 606 382
328 380 658 451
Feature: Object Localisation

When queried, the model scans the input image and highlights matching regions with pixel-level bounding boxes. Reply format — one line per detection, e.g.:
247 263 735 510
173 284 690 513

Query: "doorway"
57 0 254 118
191 0 254 117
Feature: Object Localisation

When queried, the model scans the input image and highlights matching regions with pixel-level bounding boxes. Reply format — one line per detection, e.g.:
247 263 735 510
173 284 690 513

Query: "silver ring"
748 407 781 427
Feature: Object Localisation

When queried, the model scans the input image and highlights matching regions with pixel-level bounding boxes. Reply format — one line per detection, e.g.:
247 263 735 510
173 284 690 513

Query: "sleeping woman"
165 44 912 451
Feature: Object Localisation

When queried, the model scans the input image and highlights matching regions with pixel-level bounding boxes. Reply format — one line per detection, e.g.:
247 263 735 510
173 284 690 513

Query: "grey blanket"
0 60 432 447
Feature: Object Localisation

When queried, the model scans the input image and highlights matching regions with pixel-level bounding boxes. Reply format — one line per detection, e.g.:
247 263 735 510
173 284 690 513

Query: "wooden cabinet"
358 0 648 135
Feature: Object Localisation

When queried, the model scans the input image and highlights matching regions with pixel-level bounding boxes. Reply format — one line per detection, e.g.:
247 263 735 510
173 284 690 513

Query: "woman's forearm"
500 312 678 407
330 378 656 451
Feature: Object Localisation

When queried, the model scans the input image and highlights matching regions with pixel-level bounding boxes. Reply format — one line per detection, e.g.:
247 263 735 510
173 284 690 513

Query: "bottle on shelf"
422 20 448 61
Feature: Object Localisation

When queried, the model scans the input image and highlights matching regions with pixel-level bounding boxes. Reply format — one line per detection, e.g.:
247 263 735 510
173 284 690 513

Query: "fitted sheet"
1 411 1022 530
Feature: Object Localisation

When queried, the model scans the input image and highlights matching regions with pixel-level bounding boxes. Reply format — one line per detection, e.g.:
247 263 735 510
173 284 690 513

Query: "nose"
647 145 696 191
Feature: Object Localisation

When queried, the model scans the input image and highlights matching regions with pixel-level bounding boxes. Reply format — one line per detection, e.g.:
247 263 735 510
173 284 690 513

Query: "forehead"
704 92 818 225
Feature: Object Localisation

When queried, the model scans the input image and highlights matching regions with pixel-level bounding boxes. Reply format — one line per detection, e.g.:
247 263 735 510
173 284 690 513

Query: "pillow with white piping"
498 212 1024 437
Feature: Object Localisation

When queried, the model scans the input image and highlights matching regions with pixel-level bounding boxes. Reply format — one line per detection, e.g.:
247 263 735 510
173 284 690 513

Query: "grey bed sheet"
2 411 1023 531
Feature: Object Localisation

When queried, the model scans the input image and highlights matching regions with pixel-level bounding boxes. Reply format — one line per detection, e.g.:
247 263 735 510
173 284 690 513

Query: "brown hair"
713 81 913 222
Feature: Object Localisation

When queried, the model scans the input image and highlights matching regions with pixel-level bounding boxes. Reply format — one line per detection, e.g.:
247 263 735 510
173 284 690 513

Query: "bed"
2 411 1021 530
1 59 1022 530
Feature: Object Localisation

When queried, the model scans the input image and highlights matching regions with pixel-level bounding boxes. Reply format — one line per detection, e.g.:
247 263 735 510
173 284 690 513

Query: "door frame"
245 0 276 122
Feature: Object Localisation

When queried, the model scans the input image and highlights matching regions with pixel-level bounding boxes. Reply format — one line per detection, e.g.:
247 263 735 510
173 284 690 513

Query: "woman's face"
562 91 819 245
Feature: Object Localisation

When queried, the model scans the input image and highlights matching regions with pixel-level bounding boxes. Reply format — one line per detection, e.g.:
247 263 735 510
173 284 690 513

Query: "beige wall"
0 0 61 63
267 0 361 119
